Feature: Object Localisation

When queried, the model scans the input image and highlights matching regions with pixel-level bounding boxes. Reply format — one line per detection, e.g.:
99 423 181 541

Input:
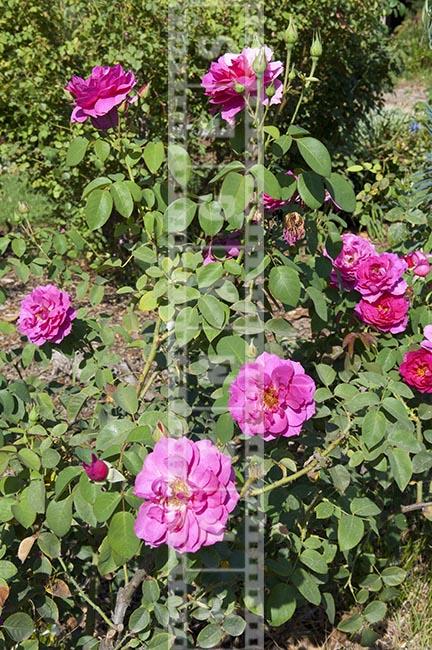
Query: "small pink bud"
82 454 109 481
405 251 431 277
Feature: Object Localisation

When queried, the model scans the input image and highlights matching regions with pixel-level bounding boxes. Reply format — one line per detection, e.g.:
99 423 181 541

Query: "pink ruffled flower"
201 46 283 125
421 325 432 353
354 252 407 302
66 64 136 129
203 231 241 265
228 352 316 441
400 349 432 394
134 437 239 553
328 233 376 290
18 284 76 346
82 454 109 482
405 250 431 277
355 293 409 334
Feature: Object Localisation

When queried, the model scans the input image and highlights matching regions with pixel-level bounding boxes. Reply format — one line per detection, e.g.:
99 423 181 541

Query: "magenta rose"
405 250 431 277
355 293 409 334
354 252 407 302
263 194 289 212
328 233 376 290
400 349 432 394
134 437 239 553
228 352 316 440
66 64 136 130
201 46 283 125
18 284 76 346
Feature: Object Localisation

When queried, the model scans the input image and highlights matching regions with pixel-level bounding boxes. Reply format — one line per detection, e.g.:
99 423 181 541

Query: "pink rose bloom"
18 284 76 346
421 325 432 352
201 46 283 125
354 252 407 302
400 349 432 394
228 352 316 440
328 233 376 290
134 437 239 553
66 64 136 129
355 293 409 334
82 454 109 482
405 250 431 277
203 231 241 265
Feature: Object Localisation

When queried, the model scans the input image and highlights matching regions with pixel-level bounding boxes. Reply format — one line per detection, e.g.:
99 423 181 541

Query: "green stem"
58 557 115 629
248 425 350 497
416 416 423 503
290 59 317 126
137 317 162 398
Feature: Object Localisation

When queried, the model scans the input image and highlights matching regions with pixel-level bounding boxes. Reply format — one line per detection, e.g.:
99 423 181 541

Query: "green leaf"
268 266 301 308
45 497 73 537
142 577 160 606
113 385 138 415
297 171 325 209
337 613 364 633
329 464 351 495
272 134 292 157
325 172 356 212
300 549 328 574
108 511 140 561
3 613 34 642
110 181 134 218
316 364 336 386
82 176 112 198
18 448 40 471
128 607 150 632
175 307 200 346
388 448 412 491
165 198 197 232
196 623 223 648
249 164 281 198
66 136 88 166
93 492 121 523
291 568 321 606
216 335 246 365
147 632 175 650
267 583 297 626
198 295 227 329
85 189 113 230
196 262 224 288
223 614 246 636
364 600 387 624
338 514 364 551
219 172 254 220
37 532 60 559
143 141 165 174
94 139 110 163
296 137 331 177
306 286 328 321
210 161 245 184
168 144 192 186
381 566 406 586
12 238 26 257
350 498 380 517
198 201 224 235
362 409 386 449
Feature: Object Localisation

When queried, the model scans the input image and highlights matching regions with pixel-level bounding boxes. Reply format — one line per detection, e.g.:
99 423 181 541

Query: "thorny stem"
415 415 424 503
137 317 161 398
290 59 318 126
57 557 115 630
247 424 350 497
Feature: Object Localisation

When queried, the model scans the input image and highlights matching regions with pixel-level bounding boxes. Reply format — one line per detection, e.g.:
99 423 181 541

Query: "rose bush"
0 24 431 650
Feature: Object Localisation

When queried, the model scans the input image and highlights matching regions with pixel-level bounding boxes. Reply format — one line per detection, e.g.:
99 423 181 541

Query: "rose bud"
405 250 431 277
82 454 109 482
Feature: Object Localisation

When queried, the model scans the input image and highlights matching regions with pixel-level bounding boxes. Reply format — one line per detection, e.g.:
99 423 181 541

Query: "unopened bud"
17 202 29 214
234 82 245 94
137 82 150 99
288 69 296 81
284 16 298 47
310 33 322 59
247 340 257 358
252 48 267 76
265 84 276 98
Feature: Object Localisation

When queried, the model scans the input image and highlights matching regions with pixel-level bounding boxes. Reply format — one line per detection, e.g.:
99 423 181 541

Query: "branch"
99 569 147 650
401 501 432 513
137 317 161 398
248 424 350 498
